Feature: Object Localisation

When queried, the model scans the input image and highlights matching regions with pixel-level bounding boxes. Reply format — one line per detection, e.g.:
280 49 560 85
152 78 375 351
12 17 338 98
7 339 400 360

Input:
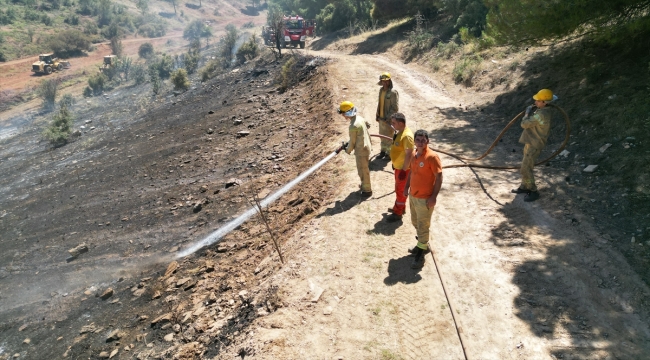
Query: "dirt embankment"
0 53 344 359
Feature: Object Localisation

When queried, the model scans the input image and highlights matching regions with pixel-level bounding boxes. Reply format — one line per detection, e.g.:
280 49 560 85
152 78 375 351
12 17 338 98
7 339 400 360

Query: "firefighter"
386 112 415 222
338 101 372 197
511 89 556 202
376 72 399 159
403 130 443 269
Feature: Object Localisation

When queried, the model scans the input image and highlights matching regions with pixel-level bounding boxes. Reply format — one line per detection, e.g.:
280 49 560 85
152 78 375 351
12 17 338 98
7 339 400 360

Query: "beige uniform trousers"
356 155 372 192
520 144 542 191
378 120 393 153
409 196 434 250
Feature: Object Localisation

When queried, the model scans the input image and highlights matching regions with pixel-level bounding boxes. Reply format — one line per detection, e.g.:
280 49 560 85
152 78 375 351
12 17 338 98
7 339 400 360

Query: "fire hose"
371 104 570 359
372 103 571 170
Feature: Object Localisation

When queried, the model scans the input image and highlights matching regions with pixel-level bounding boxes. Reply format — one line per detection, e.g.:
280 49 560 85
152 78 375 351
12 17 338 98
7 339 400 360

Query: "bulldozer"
99 55 118 71
32 53 70 75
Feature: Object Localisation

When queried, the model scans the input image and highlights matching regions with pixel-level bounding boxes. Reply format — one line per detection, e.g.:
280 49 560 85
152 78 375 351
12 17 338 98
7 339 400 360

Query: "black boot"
411 248 426 269
511 187 529 194
408 246 429 256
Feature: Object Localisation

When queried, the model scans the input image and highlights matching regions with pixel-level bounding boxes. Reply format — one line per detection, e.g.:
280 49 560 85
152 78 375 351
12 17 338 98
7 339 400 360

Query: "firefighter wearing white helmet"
512 89 557 202
376 72 399 159
338 101 373 197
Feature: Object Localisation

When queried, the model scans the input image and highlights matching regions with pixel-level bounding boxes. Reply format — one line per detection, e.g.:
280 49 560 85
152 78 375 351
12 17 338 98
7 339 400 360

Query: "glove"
336 141 349 154
397 170 407 181
525 105 533 117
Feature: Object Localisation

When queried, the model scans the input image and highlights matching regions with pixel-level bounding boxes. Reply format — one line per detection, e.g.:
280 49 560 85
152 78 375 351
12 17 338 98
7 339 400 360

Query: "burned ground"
0 53 344 359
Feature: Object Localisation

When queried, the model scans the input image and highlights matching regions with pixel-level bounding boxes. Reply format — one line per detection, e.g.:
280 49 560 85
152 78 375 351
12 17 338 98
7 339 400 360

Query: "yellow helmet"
338 101 357 116
379 72 391 81
533 89 553 101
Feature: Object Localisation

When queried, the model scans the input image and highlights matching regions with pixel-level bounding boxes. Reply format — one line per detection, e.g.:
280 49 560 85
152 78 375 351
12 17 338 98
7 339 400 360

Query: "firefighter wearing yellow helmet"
376 72 399 159
338 101 373 197
512 89 557 202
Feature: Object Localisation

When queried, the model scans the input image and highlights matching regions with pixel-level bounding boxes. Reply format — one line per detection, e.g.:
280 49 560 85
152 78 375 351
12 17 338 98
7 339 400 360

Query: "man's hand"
336 141 349 154
403 188 409 197
397 170 407 181
376 116 380 122
525 105 533 117
426 196 437 209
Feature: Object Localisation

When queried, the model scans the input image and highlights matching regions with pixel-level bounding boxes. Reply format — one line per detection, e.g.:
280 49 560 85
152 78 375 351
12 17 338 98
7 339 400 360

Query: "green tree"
267 3 284 56
136 0 148 15
236 33 259 64
39 78 59 110
138 42 154 58
484 0 650 45
44 104 73 146
110 36 123 56
171 68 189 91
183 19 206 42
220 24 239 65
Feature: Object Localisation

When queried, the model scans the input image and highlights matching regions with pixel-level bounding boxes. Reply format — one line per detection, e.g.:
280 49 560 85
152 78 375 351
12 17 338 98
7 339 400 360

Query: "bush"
64 14 80 25
49 29 92 58
241 21 255 29
138 42 154 59
279 55 297 91
149 66 161 95
150 54 174 78
38 79 58 110
199 59 223 82
184 51 200 74
437 41 460 59
452 55 481 85
220 24 239 65
83 86 93 97
83 20 99 35
87 72 108 95
171 68 189 91
110 36 123 57
132 63 147 84
43 105 73 146
58 93 75 108
236 34 259 64
0 51 6 62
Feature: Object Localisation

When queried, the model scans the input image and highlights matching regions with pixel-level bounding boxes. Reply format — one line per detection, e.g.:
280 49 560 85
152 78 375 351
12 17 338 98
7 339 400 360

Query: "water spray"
176 148 342 258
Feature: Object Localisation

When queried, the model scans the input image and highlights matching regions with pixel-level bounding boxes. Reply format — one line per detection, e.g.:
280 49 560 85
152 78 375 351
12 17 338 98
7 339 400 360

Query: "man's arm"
346 127 357 154
426 173 443 209
392 90 399 113
521 113 540 129
403 171 411 197
401 147 413 171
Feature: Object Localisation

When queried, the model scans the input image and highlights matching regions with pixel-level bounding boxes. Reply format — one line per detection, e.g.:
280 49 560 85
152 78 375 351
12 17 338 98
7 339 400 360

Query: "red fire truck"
281 15 316 49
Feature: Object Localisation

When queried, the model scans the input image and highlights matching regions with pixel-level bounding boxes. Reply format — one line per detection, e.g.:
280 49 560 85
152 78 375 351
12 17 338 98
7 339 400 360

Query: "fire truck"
280 15 316 49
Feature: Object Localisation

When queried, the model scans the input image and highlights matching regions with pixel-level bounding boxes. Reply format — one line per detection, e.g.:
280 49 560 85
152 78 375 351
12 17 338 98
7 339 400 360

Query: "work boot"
386 213 402 222
378 151 387 159
408 246 430 256
360 191 373 198
524 191 540 202
511 187 530 194
411 248 426 269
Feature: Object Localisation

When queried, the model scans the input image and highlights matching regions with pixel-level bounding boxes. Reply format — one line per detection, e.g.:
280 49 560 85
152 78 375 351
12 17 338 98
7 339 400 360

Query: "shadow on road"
316 190 364 218
367 212 403 236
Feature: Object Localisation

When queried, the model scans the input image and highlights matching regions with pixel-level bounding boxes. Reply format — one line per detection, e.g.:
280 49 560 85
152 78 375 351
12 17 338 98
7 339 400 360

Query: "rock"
238 290 249 301
152 290 161 300
98 351 110 359
236 130 250 138
225 178 242 188
85 119 92 124
631 237 636 243
18 324 28 332
133 288 146 297
208 110 214 114
164 261 179 277
599 143 612 153
310 287 324 303
258 188 271 199
67 243 88 259
207 128 214 134
625 136 636 142
254 267 261 274
106 329 125 342
151 313 172 326
164 333 174 342
176 277 191 287
109 349 118 359
23 338 30 344
234 119 243 125
323 306 333 315
193 202 202 213
583 165 598 173
100 288 114 300
256 308 269 316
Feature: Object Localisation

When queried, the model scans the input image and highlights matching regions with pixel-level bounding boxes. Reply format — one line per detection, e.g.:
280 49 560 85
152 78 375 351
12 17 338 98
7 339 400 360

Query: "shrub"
0 51 6 62
171 68 189 91
150 54 174 78
49 29 92 58
453 55 481 85
58 93 75 108
83 20 99 35
87 72 108 95
132 63 147 84
138 42 154 59
38 79 58 110
41 14 53 26
279 55 297 91
430 58 441 72
83 86 93 97
149 67 161 95
437 41 460 59
241 21 255 29
236 34 259 64
43 105 73 146
110 36 123 57
220 24 238 65
184 51 200 74
199 59 222 82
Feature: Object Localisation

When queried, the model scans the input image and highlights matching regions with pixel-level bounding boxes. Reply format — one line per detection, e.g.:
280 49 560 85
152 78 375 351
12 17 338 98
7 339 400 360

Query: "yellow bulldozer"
99 55 118 71
31 53 70 75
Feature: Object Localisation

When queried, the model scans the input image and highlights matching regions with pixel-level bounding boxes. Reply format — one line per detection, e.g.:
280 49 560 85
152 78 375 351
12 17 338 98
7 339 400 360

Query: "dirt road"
245 50 650 359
